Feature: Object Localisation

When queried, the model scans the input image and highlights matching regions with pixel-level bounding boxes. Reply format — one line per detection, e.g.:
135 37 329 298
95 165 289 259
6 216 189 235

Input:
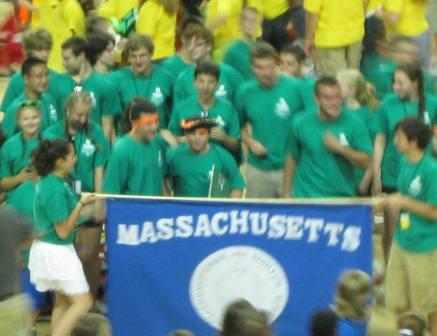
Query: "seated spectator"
334 270 372 336
72 313 111 336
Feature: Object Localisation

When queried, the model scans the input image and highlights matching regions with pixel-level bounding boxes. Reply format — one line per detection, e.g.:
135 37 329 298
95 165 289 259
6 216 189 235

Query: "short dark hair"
62 36 90 60
280 44 306 63
125 34 155 55
123 97 157 133
315 76 340 96
251 41 278 62
87 32 115 65
194 61 220 81
32 139 72 177
396 116 432 150
309 309 337 336
21 57 47 76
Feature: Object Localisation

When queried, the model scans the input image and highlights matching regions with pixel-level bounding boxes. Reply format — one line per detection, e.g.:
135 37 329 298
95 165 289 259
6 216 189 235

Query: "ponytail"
32 139 71 177
337 69 376 108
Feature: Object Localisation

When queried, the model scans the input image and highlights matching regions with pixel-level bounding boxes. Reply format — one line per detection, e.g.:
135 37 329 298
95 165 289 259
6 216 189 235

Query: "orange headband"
133 113 159 126
195 128 209 133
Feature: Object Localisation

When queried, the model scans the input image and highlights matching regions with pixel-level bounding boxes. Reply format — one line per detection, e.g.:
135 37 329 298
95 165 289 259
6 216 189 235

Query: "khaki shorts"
314 41 362 77
385 241 437 316
246 165 284 198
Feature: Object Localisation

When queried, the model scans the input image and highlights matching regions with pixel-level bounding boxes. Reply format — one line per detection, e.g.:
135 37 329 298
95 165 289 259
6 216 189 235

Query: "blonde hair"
337 69 376 108
334 270 371 321
65 90 93 114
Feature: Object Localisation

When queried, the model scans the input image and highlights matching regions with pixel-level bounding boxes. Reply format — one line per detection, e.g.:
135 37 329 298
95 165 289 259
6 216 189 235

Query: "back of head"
71 313 111 336
32 139 71 177
22 28 53 56
334 270 371 321
87 32 115 65
220 299 269 336
337 69 375 107
398 312 427 336
310 309 337 336
171 330 194 336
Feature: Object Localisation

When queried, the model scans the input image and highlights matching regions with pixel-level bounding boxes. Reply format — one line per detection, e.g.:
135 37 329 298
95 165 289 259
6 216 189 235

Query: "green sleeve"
289 79 305 114
221 149 245 189
227 105 241 139
173 75 187 106
0 144 13 178
427 162 437 205
377 101 389 136
350 116 373 155
101 79 122 117
234 85 247 126
168 103 182 136
103 148 128 194
226 66 243 104
287 119 301 161
46 185 70 224
1 73 23 112
3 102 19 138
94 127 111 168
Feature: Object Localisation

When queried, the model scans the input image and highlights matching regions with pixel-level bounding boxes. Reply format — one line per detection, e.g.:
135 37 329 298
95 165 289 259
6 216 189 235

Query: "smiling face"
18 106 41 137
316 84 342 120
24 63 49 95
129 47 152 75
252 56 278 87
56 143 77 175
195 73 218 100
393 70 417 100
186 128 210 153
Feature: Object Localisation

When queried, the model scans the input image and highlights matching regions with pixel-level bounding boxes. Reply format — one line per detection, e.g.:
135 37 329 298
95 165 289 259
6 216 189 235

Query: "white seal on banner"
189 246 289 329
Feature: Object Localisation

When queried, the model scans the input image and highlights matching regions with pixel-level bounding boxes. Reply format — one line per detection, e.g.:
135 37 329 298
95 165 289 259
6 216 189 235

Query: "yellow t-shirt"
61 0 85 37
304 0 365 48
261 0 289 20
135 0 176 60
383 0 429 37
367 0 381 13
97 0 137 20
31 0 60 28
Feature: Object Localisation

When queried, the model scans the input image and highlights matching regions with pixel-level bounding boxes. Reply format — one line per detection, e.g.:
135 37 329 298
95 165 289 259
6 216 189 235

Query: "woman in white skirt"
29 138 95 336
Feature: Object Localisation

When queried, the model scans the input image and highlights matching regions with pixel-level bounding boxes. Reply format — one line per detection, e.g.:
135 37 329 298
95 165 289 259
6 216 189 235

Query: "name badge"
73 180 82 195
400 213 410 231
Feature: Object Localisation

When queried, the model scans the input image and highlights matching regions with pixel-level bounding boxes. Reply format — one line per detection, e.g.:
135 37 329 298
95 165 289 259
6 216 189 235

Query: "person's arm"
385 193 437 221
55 193 95 239
323 132 371 168
210 127 239 152
102 116 114 143
283 153 296 198
304 11 319 57
373 134 386 195
230 189 243 198
241 125 267 157
0 168 34 191
93 166 105 222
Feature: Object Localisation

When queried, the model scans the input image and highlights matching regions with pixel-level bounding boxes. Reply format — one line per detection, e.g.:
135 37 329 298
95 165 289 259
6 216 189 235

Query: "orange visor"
134 113 159 126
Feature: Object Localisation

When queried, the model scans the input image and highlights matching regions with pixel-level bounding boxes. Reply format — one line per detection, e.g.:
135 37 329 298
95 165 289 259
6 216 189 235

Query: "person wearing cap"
166 117 245 198
103 98 168 196
168 61 240 154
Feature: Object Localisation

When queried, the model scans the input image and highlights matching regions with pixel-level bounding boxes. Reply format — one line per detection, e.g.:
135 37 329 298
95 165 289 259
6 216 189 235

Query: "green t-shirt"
173 63 243 106
0 133 40 216
3 93 59 138
167 143 245 197
236 76 304 170
395 154 437 253
34 174 79 245
169 96 240 139
361 53 436 99
288 110 373 197
1 69 60 112
109 65 173 128
161 54 191 82
223 39 254 81
52 71 122 124
295 76 317 114
103 134 166 196
377 93 437 188
43 121 110 192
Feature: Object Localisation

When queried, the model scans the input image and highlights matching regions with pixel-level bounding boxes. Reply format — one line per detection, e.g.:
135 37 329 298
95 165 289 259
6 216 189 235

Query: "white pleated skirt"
28 240 89 295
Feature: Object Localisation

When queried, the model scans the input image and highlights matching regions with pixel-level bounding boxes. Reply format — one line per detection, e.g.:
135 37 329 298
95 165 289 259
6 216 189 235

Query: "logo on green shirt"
215 85 227 98
215 116 225 129
49 104 57 122
409 176 422 197
81 139 96 157
275 98 290 119
339 133 349 146
151 87 164 106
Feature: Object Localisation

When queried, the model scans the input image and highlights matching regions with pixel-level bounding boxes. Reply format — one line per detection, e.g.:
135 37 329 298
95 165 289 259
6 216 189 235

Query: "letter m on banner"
105 198 372 336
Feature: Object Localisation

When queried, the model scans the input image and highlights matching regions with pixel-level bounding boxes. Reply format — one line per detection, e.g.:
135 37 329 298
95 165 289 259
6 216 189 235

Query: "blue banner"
105 198 372 336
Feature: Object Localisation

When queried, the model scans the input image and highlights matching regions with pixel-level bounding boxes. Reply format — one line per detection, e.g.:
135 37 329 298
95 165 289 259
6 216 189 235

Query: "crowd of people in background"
0 0 437 335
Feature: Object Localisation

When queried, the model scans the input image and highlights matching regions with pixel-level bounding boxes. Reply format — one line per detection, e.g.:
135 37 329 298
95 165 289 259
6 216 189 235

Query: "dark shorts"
80 218 103 228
